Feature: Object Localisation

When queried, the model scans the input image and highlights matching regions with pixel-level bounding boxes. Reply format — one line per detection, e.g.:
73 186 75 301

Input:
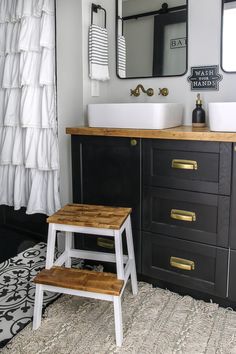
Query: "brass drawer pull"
170 209 196 222
170 256 195 271
172 159 198 170
97 237 114 250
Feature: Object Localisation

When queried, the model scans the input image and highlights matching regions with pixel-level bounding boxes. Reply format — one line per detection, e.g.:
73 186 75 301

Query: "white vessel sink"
88 103 183 129
209 102 236 132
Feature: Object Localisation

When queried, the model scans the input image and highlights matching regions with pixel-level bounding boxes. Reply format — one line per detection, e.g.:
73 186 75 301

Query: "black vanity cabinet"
71 135 142 272
142 140 231 298
228 143 236 301
70 134 236 302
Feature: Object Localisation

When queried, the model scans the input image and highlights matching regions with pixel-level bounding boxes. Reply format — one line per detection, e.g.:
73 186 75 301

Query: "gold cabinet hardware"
172 159 198 170
170 209 196 222
130 139 137 146
158 87 169 96
170 256 195 271
97 237 114 250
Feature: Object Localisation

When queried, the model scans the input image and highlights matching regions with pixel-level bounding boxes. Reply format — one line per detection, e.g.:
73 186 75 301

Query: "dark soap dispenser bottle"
192 93 206 128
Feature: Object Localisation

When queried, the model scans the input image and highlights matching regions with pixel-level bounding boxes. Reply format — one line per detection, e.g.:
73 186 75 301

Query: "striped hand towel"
89 24 110 81
118 35 126 78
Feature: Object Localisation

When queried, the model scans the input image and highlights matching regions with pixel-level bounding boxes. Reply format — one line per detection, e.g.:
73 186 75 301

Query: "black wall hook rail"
122 3 186 21
91 3 107 28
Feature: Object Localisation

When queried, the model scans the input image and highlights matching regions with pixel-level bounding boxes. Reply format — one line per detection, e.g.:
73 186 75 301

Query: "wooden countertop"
66 126 236 142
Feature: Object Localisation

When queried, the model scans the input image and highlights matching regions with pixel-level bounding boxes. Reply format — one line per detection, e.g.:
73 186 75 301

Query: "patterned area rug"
0 242 87 349
0 243 59 348
2 282 236 354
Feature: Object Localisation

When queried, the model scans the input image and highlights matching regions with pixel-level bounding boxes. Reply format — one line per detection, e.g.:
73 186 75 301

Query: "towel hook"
91 3 107 28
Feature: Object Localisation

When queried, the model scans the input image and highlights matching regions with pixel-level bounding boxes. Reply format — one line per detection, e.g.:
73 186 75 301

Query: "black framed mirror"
116 0 188 79
221 0 236 73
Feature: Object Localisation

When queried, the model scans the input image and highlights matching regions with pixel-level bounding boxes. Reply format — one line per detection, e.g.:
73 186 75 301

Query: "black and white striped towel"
118 35 126 78
89 24 110 81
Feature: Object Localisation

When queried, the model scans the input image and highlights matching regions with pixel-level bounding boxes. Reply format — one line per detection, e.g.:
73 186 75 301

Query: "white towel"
89 24 109 81
118 35 126 78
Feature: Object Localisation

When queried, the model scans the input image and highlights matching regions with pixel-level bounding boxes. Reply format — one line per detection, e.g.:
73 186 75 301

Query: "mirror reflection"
222 0 236 72
116 0 188 79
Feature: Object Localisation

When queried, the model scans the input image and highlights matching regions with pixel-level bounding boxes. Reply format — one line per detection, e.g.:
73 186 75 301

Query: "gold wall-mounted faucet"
130 84 154 97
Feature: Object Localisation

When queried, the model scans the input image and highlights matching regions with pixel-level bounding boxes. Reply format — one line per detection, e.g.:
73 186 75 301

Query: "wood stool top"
34 267 124 296
47 204 132 230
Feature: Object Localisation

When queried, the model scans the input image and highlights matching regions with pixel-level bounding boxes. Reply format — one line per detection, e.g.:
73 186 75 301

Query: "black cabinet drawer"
143 187 230 247
142 232 228 297
143 140 232 195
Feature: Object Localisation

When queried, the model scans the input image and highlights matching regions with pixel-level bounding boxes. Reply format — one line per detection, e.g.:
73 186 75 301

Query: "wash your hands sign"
188 65 223 91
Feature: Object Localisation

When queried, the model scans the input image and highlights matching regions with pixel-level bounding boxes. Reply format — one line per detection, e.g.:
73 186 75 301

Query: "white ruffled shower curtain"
0 0 61 215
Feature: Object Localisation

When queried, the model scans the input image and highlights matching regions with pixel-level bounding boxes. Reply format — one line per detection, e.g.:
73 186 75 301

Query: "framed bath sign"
188 65 223 91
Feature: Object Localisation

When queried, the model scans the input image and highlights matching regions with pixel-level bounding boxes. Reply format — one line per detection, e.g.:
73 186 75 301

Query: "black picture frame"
153 10 187 76
221 0 236 74
115 1 188 79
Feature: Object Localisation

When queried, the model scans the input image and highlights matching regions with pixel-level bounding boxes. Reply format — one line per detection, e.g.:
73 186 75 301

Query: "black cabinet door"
228 250 236 301
71 135 141 271
229 143 236 250
142 232 228 297
143 140 232 195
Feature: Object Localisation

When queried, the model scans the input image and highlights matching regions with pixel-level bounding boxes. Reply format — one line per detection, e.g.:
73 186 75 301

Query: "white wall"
56 0 236 205
56 0 84 206
82 0 236 124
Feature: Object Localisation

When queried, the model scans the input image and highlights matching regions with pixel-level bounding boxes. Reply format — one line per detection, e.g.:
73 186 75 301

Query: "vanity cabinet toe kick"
69 131 236 305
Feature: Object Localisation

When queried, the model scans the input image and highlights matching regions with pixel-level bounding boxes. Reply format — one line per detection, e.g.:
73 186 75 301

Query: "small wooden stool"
33 203 138 346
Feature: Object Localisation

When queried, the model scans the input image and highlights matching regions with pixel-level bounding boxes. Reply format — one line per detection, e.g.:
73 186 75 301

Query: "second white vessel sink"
209 102 236 132
88 103 183 130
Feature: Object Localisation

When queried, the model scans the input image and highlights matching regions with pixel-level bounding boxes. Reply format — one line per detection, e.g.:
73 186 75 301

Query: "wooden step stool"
33 204 138 346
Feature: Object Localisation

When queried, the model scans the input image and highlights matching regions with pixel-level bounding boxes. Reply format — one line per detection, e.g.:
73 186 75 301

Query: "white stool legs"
45 224 57 269
65 232 73 268
33 280 124 347
113 296 123 347
37 204 138 347
33 284 43 330
114 229 125 280
125 216 138 295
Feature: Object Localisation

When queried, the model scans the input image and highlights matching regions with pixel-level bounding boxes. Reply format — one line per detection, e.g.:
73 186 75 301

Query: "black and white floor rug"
0 242 59 348
0 242 102 349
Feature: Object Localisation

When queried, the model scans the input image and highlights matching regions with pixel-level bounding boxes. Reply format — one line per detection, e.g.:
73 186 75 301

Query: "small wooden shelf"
34 267 124 296
47 203 132 230
66 126 236 142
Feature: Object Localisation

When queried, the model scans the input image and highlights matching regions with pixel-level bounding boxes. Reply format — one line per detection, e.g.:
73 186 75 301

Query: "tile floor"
0 243 58 348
